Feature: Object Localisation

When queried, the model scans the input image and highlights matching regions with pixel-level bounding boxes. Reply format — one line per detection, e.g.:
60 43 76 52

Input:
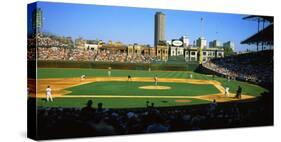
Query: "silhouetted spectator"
81 100 96 121
96 103 104 113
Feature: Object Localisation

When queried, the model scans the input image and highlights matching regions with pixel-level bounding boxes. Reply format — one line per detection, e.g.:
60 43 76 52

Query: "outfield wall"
36 60 199 71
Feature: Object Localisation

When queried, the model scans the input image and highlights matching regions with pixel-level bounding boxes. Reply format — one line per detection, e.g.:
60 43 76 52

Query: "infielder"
46 85 53 102
154 75 158 86
128 75 132 81
225 87 230 97
80 74 86 81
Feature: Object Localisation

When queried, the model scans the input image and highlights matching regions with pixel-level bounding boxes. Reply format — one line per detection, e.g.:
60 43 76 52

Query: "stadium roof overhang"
241 24 273 45
243 15 273 23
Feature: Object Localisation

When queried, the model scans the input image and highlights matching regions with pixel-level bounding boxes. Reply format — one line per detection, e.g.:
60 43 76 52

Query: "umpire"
236 86 242 99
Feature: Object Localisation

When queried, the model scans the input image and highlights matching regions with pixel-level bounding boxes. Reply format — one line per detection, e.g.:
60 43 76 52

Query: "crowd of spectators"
69 48 97 61
94 50 127 63
203 50 273 84
27 47 36 60
28 33 74 48
28 34 155 63
37 47 70 60
127 54 153 64
34 93 272 139
37 34 74 48
35 47 154 63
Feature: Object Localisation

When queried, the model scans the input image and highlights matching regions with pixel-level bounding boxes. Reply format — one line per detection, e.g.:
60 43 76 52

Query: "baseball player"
227 76 230 82
190 73 193 79
154 75 158 86
108 67 111 77
80 75 86 81
46 86 53 102
128 75 132 81
225 87 230 97
236 86 242 99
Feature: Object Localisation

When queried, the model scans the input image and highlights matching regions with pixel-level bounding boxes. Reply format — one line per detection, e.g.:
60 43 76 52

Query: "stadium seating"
203 50 273 85
33 92 273 139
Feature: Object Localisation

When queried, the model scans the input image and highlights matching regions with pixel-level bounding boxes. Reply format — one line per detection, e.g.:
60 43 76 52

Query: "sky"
28 2 268 51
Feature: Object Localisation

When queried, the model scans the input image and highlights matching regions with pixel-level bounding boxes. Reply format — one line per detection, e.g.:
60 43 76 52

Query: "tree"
224 47 235 56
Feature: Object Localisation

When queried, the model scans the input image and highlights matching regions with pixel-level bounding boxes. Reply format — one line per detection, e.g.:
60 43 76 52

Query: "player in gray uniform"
154 75 158 86
108 67 111 77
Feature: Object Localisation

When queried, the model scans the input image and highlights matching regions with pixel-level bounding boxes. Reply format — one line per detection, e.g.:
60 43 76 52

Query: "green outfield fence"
36 60 199 71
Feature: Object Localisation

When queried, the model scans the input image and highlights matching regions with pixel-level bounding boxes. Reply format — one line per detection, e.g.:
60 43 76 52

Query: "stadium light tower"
198 17 204 64
200 17 203 38
32 8 43 34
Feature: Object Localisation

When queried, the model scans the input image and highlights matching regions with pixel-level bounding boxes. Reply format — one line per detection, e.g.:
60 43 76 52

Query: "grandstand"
241 15 273 51
203 50 273 84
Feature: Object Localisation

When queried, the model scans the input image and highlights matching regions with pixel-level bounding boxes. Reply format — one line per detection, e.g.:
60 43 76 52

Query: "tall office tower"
223 41 235 51
154 12 166 47
181 36 189 47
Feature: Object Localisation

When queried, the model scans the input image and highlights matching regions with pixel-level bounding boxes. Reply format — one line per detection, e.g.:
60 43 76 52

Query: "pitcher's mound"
139 85 171 90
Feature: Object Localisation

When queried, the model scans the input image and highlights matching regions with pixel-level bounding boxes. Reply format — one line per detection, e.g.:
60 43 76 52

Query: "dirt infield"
31 77 257 103
175 100 192 103
139 85 171 90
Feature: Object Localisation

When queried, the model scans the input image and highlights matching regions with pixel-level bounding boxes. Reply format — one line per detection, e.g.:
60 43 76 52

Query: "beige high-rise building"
154 12 166 47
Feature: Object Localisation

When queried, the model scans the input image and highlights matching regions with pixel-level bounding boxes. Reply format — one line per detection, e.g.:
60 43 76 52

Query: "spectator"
81 100 96 121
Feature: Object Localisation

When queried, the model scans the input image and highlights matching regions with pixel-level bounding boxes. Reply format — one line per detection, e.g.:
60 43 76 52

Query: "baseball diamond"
31 68 267 108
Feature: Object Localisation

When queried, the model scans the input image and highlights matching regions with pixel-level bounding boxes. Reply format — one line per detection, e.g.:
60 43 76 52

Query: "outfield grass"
38 68 206 79
36 98 210 108
66 81 220 96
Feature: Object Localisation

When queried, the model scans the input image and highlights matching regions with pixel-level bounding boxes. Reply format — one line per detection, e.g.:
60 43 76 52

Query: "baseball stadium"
27 2 274 140
27 48 273 139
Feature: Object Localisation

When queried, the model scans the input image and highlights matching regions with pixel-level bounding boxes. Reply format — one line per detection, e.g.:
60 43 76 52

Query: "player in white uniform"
225 87 230 97
190 74 193 79
80 75 86 81
227 76 230 82
46 86 53 102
